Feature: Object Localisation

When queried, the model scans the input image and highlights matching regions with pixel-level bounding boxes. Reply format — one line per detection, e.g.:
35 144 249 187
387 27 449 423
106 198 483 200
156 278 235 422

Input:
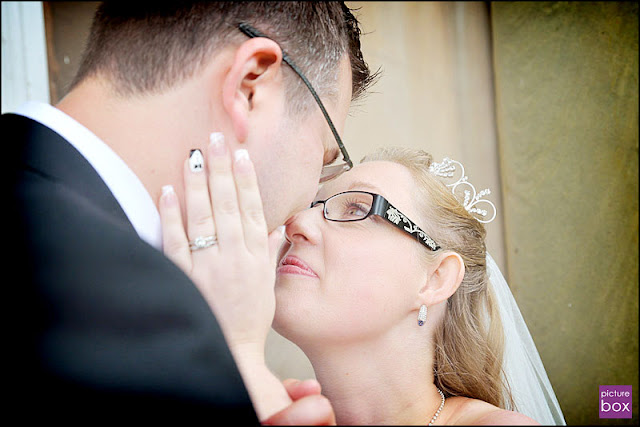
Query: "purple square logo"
600 385 632 419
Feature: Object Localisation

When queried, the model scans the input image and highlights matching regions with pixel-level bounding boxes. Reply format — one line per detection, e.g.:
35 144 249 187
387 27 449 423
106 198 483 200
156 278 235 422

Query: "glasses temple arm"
238 23 352 168
376 198 440 251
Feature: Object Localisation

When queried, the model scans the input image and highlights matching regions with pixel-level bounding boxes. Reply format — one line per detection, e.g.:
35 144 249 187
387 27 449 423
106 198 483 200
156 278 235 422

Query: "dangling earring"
418 304 427 326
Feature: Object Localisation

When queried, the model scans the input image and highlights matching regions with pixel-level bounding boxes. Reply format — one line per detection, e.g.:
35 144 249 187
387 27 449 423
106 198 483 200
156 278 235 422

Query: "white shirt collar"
13 101 163 250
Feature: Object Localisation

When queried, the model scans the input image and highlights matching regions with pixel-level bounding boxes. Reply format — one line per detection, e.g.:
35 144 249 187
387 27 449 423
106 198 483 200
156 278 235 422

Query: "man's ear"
419 252 465 306
222 38 283 143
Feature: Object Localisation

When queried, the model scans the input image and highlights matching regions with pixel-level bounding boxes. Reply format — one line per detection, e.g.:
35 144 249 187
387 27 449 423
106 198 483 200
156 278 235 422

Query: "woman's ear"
221 38 283 143
419 252 465 306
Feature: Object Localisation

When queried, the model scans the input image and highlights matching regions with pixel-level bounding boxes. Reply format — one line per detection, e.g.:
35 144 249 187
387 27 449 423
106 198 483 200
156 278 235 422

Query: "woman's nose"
284 204 324 246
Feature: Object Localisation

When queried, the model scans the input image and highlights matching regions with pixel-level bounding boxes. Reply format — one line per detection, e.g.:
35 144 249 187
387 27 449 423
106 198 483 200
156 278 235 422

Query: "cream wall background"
5 2 637 425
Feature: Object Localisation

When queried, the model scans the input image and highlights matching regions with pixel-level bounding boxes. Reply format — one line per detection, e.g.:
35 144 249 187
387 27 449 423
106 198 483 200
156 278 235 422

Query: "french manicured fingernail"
234 149 250 163
189 149 204 172
234 149 251 173
161 185 176 206
162 185 175 196
209 132 225 155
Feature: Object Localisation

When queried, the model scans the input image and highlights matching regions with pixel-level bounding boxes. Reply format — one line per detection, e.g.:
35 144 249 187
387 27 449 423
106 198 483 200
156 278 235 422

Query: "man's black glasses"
238 22 353 183
311 191 440 251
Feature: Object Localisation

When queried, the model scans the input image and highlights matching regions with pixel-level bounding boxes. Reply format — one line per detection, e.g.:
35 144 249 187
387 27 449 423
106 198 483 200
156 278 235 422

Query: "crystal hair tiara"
428 157 497 224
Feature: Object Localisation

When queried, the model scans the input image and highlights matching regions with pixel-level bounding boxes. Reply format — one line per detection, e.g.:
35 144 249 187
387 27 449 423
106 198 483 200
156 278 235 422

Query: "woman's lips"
277 255 318 278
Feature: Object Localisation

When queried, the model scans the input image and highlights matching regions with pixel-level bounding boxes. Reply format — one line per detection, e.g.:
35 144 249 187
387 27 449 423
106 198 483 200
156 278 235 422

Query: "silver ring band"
189 235 218 251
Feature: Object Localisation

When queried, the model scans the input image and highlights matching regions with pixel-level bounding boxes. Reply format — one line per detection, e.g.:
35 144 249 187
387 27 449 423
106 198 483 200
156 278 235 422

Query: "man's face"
250 55 354 231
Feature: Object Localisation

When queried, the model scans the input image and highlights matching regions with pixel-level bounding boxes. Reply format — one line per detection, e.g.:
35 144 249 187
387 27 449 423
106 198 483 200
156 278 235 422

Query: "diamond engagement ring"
189 235 218 251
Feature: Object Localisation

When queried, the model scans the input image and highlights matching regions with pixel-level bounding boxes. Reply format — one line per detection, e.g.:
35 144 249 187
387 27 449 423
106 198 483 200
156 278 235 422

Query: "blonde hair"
361 147 514 409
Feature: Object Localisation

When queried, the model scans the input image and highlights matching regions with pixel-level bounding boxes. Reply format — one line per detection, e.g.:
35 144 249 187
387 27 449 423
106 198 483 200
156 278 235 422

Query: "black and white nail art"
189 149 204 172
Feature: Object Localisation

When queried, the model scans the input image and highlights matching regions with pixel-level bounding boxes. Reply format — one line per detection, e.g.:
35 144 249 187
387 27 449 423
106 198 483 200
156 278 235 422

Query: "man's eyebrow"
324 147 340 166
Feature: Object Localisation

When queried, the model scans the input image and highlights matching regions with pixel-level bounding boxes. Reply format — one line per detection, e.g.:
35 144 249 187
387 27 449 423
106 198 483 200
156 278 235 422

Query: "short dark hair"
72 1 377 110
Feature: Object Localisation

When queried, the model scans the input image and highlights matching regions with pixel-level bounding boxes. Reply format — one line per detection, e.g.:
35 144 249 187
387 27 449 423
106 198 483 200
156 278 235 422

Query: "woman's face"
274 160 431 348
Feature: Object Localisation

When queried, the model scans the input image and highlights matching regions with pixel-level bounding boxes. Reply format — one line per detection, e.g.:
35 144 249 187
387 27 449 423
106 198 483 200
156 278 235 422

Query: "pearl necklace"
428 388 445 426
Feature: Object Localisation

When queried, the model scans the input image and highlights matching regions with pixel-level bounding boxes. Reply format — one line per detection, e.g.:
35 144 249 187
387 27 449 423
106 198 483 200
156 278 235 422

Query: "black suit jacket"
5 113 258 423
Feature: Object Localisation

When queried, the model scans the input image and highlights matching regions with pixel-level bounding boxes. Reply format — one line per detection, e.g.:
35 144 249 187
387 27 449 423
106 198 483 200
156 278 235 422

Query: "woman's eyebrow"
347 180 381 192
314 181 382 203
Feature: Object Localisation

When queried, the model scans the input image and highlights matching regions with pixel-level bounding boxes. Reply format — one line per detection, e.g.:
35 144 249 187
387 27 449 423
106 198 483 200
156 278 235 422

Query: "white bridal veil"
487 252 566 425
